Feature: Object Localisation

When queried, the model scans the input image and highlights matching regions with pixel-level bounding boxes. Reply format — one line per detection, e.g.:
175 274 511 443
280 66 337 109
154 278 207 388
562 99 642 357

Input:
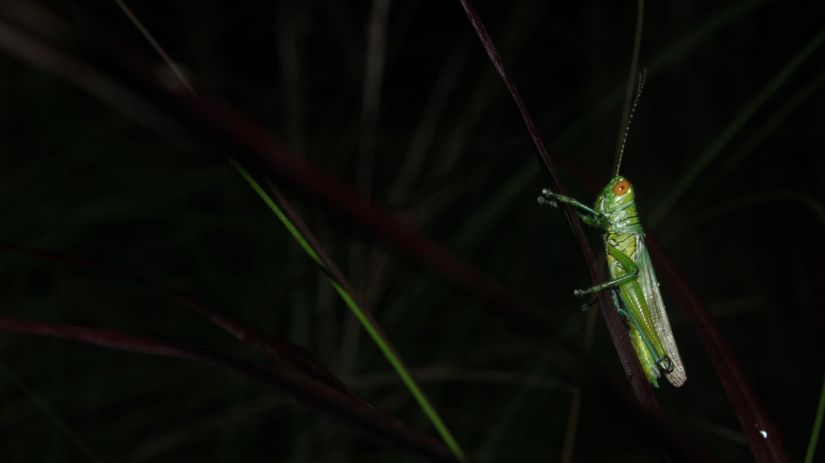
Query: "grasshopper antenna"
614 71 646 177
613 0 645 177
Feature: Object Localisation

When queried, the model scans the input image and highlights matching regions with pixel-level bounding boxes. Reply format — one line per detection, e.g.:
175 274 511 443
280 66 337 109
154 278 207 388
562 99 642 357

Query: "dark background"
0 1 823 461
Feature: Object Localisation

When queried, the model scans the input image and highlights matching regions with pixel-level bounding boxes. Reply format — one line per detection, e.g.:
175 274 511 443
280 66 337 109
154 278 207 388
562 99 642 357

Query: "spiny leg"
537 189 607 228
612 290 672 377
537 189 601 217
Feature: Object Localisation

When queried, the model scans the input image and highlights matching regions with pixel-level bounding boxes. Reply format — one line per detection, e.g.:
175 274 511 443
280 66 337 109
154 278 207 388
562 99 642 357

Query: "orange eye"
613 179 630 196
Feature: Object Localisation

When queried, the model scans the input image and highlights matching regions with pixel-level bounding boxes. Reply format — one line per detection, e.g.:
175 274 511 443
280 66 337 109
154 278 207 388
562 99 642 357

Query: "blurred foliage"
1 0 824 461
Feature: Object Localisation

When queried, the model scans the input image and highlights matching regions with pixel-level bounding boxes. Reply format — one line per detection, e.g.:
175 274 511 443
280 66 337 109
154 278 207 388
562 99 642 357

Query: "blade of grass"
387 40 468 205
447 0 774 259
455 0 658 411
681 68 825 218
0 317 458 462
365 2 546 340
560 304 599 463
0 0 561 371
0 0 611 404
804 374 825 463
553 0 771 151
453 0 798 456
111 2 467 458
0 362 100 461
476 361 560 463
0 9 723 460
345 0 394 371
648 239 791 463
232 161 468 462
666 188 825 461
362 38 469 320
613 0 645 177
561 158 793 462
0 243 352 395
649 25 825 226
275 0 307 152
130 394 288 461
672 191 825 242
358 0 391 198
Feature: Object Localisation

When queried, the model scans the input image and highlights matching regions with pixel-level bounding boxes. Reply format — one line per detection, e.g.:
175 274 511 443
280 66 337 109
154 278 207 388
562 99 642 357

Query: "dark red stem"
0 317 458 462
649 240 790 463
455 0 660 411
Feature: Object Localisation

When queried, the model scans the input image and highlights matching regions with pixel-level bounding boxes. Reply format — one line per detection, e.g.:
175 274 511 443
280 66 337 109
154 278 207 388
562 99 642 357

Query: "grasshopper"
538 75 686 387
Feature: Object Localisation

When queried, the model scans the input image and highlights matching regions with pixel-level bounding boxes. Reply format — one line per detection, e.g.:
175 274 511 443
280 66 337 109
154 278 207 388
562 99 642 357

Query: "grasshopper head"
595 175 636 216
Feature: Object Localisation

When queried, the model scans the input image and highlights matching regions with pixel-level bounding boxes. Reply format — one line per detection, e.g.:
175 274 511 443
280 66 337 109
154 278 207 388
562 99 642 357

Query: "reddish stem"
454 0 659 410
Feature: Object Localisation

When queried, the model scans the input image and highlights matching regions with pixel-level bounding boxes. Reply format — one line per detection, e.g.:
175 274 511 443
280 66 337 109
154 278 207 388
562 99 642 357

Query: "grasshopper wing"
636 235 687 387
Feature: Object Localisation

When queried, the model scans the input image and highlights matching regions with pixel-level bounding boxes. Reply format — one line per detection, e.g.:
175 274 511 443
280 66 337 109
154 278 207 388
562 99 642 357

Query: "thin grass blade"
0 317 459 462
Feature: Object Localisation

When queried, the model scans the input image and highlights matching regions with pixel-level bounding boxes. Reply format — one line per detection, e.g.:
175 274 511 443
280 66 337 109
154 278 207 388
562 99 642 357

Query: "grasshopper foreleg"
537 189 605 226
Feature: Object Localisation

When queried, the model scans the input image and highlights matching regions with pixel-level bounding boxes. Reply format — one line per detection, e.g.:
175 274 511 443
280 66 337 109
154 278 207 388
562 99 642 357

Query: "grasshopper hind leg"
656 355 675 373
611 290 665 387
611 291 629 320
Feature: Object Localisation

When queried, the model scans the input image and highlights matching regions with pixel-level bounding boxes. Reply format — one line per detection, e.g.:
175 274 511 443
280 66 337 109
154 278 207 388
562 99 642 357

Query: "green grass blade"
804 374 825 463
446 0 770 257
113 5 465 456
686 68 825 214
0 363 100 461
555 0 769 150
476 361 557 463
231 159 467 462
649 25 825 226
670 190 825 243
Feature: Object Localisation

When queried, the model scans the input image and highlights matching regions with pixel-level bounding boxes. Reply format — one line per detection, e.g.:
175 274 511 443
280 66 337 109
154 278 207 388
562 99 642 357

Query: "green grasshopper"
538 76 686 388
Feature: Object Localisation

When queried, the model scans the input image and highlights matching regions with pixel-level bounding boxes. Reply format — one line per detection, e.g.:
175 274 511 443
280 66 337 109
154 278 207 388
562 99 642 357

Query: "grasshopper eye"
613 179 631 196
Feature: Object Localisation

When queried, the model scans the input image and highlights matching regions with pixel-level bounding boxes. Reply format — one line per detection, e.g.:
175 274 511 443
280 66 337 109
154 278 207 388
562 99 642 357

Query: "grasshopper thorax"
595 176 643 234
